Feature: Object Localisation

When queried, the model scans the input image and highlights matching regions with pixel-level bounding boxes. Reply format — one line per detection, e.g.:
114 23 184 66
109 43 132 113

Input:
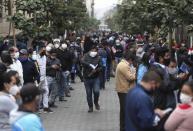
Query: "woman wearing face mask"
0 70 18 130
165 81 193 131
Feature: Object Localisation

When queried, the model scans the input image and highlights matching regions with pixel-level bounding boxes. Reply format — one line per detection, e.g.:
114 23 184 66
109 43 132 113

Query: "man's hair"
142 71 162 83
154 47 169 62
0 71 16 91
123 51 135 61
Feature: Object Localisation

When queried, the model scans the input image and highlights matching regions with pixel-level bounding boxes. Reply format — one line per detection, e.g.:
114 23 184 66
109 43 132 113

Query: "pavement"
41 78 119 131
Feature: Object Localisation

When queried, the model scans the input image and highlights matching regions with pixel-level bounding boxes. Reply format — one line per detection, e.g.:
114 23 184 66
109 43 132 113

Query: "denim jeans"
47 76 58 105
99 67 106 89
39 78 49 108
62 71 70 92
84 77 100 108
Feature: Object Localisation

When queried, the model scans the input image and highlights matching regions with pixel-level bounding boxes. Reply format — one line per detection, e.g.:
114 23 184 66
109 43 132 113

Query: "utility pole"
91 0 94 17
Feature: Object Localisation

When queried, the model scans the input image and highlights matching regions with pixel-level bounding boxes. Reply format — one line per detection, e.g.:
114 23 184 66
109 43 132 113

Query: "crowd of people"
1 31 193 131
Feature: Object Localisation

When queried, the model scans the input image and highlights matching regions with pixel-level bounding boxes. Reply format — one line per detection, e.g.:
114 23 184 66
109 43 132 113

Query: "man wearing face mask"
56 43 72 98
53 39 61 49
112 39 124 66
18 49 39 84
153 47 177 109
82 46 102 113
9 47 24 87
37 46 53 113
125 71 166 131
46 49 61 107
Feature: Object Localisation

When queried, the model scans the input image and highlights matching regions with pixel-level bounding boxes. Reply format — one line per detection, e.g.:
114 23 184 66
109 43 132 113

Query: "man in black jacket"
82 46 102 112
56 43 72 99
18 49 39 84
46 49 61 107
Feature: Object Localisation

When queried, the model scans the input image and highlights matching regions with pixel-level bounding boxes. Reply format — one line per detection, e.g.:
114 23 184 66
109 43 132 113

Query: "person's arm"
137 96 156 129
164 107 185 131
137 65 147 84
81 55 91 68
120 64 136 81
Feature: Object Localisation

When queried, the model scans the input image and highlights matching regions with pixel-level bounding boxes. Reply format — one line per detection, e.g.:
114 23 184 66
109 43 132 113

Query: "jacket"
19 58 39 84
46 57 61 77
82 53 102 79
37 55 47 81
165 103 193 131
125 85 156 131
0 92 18 130
56 49 73 72
10 110 44 131
10 59 24 86
115 59 136 93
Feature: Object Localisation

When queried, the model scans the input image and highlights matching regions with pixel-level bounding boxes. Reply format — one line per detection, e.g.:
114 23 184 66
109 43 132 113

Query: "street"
42 79 119 131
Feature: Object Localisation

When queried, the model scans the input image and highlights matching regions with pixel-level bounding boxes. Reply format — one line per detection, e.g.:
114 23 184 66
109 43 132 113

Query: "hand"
52 65 59 69
155 109 165 118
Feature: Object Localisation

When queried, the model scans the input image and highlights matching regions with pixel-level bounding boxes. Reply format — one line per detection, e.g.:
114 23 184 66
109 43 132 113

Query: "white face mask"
61 44 67 49
9 85 20 96
32 54 37 60
180 93 192 104
54 44 60 49
14 52 20 59
46 46 52 52
90 51 97 58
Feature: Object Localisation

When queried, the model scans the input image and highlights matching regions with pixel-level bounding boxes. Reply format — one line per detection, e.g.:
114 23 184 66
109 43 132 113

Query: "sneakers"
69 87 74 91
95 104 100 110
59 97 67 102
43 108 53 113
88 107 93 113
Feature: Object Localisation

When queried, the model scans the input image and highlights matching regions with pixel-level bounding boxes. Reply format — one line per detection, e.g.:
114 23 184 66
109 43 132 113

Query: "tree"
107 0 193 46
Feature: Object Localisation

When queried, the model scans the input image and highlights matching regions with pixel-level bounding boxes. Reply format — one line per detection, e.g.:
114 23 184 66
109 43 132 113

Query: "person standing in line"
37 46 53 113
10 83 45 131
18 49 39 84
0 70 18 131
165 81 193 131
82 46 102 113
46 49 61 107
125 71 166 131
115 51 136 131
9 47 24 87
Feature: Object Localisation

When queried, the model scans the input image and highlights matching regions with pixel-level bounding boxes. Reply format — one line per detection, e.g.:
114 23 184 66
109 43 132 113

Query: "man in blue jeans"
82 46 102 113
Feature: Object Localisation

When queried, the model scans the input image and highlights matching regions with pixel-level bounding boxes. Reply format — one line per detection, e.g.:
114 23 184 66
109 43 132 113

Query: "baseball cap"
20 49 28 55
20 83 44 104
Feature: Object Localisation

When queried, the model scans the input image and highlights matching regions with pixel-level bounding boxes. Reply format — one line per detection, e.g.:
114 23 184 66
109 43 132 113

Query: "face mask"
180 93 192 104
46 46 52 52
54 44 60 49
164 58 170 66
61 44 67 49
14 52 20 59
168 68 178 75
90 51 97 58
9 85 19 96
32 54 37 60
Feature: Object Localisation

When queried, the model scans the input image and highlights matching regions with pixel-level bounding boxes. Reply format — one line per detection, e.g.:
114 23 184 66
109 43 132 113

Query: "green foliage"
7 0 92 38
107 0 193 36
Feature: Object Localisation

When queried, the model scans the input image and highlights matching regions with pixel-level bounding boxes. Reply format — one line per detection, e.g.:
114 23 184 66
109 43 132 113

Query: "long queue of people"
113 33 193 131
1 31 193 131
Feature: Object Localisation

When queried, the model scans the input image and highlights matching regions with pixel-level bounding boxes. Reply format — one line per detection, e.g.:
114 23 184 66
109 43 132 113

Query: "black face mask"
163 58 170 66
